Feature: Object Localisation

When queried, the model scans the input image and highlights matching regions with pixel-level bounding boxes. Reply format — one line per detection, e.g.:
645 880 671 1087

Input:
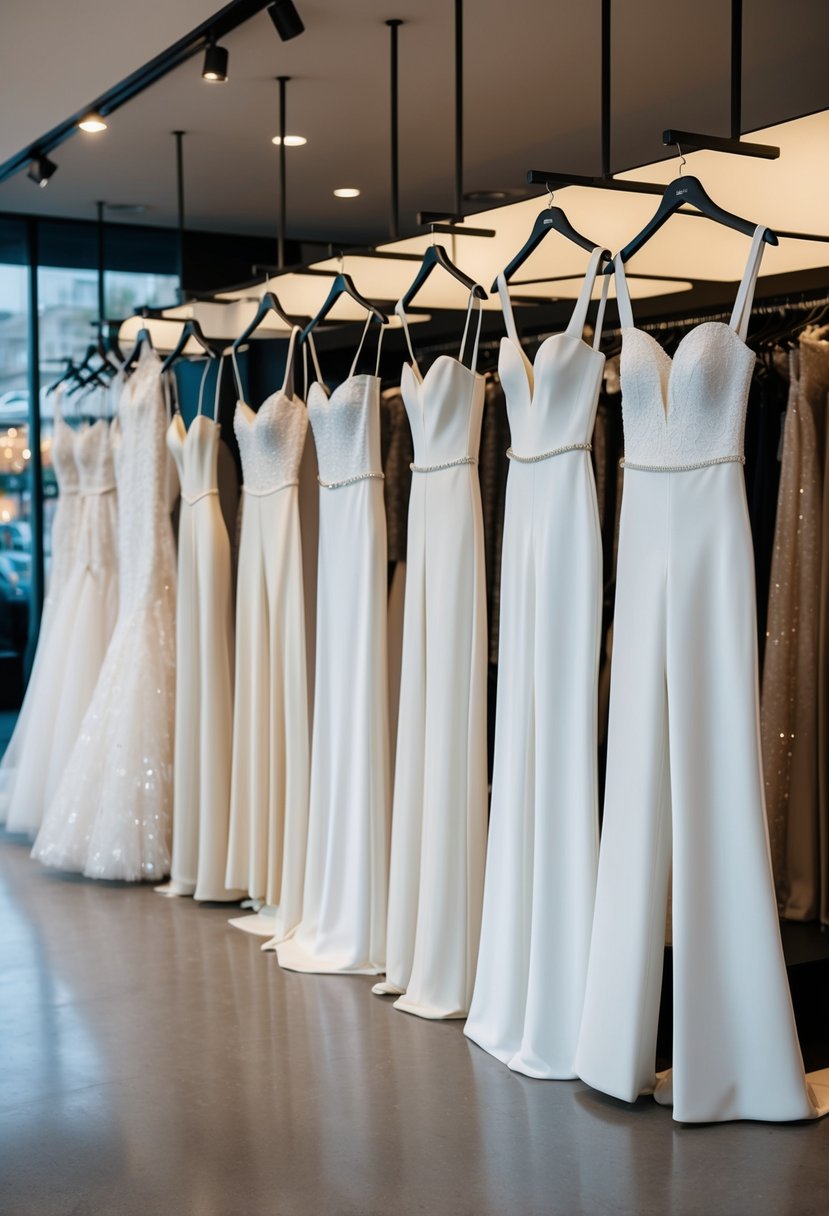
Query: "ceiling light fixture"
271 134 307 146
267 0 304 41
78 111 107 133
333 187 360 198
27 154 57 188
202 39 229 83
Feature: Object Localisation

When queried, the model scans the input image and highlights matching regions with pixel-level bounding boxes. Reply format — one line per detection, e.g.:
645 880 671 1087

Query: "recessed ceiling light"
333 188 360 199
78 111 107 133
271 135 307 146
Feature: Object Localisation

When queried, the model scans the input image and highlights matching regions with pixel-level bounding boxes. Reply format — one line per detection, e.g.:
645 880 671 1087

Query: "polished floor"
2 835 829 1216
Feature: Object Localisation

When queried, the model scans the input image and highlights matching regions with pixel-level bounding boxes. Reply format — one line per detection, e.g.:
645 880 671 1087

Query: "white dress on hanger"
575 228 829 1123
276 320 390 975
157 360 238 901
12 398 119 838
465 249 608 1074
372 292 488 1019
224 329 310 939
34 345 177 881
0 394 83 824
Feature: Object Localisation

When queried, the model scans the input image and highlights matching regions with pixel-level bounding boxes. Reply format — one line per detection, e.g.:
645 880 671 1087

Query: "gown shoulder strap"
163 369 180 421
730 225 768 342
348 313 374 379
281 326 301 398
211 354 226 423
459 287 484 372
394 298 419 371
613 256 635 331
195 359 211 418
566 246 612 350
302 329 324 399
495 273 522 347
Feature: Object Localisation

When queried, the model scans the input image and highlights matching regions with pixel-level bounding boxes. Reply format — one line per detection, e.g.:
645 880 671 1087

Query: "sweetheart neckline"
500 331 604 405
402 353 484 393
622 321 754 423
236 390 300 423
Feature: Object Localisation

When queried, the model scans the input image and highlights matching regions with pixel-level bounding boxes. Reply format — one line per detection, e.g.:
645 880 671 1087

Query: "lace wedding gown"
34 347 177 881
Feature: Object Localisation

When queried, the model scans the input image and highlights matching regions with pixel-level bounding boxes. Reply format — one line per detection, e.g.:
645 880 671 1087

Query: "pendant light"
267 1 304 41
202 38 229 83
27 154 57 187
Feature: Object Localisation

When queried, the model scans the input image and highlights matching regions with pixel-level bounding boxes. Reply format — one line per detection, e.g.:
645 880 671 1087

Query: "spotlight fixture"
27 154 57 188
202 39 229 82
78 111 107 133
271 134 307 146
267 0 304 41
333 187 360 198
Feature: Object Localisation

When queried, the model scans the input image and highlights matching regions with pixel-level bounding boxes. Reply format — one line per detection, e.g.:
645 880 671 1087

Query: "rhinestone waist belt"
180 488 219 505
243 480 299 497
317 471 384 490
507 442 592 464
410 455 478 474
620 454 745 473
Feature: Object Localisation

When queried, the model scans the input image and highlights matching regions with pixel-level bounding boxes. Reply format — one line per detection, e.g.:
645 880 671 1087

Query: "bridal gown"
34 345 177 881
160 360 238 901
373 292 488 1019
465 249 608 1074
276 320 390 975
225 329 310 939
11 397 119 838
0 395 83 824
575 228 829 1123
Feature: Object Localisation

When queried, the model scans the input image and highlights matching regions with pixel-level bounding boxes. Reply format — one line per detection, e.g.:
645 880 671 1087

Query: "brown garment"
477 375 510 666
761 348 822 919
380 389 413 565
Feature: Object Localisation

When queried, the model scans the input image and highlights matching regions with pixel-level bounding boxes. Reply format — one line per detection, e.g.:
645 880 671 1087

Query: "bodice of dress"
231 325 309 493
167 415 221 503
616 225 767 468
308 376 383 483
496 246 609 456
396 290 487 467
52 405 81 496
76 419 116 496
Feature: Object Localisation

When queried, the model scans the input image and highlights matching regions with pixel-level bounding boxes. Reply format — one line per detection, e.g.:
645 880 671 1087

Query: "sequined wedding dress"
34 347 177 881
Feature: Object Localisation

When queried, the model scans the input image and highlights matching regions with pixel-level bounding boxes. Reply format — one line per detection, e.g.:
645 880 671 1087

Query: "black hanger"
608 173 778 272
232 291 298 355
301 272 388 343
161 318 218 372
46 358 78 395
123 321 155 372
401 243 486 312
494 198 607 290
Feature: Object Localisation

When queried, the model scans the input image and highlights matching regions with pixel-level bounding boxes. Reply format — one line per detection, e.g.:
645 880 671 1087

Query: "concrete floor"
2 835 829 1216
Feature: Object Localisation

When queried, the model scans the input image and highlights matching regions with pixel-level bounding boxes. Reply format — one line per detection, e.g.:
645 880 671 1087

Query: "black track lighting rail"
0 0 276 188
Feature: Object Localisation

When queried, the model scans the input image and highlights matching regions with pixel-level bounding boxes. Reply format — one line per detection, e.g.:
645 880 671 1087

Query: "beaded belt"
243 480 299 497
181 488 219 505
620 454 745 473
410 455 477 474
507 442 592 464
317 471 384 490
81 484 117 496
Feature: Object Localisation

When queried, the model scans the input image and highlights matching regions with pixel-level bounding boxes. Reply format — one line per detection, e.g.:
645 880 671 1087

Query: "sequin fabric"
307 376 383 484
38 347 177 881
235 390 308 494
620 324 755 466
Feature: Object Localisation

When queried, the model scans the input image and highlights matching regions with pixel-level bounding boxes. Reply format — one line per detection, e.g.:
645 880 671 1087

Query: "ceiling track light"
267 0 304 41
78 110 107 133
202 37 229 83
27 153 57 188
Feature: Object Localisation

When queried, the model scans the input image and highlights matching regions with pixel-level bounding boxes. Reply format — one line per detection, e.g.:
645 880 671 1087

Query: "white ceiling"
0 0 828 245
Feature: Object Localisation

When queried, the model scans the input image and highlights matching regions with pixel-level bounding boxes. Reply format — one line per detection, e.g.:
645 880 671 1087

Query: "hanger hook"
430 223 436 248
546 181 555 209
337 250 345 274
676 142 687 176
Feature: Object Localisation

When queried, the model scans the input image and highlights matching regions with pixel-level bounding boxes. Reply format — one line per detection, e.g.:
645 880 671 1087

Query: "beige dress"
164 361 237 901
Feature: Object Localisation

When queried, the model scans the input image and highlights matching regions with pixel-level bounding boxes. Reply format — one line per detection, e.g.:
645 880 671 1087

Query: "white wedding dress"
465 249 608 1073
276 320 390 975
575 228 829 1123
34 346 177 881
0 394 84 825
158 360 238 901
373 293 488 1019
9 391 119 837
225 329 310 939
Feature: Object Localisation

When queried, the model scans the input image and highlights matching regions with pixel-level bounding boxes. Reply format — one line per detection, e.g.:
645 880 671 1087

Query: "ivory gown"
276 321 390 975
225 329 310 939
575 229 829 1123
465 248 608 1074
17 403 119 839
161 360 238 901
373 292 488 1019
0 395 83 825
33 345 177 882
